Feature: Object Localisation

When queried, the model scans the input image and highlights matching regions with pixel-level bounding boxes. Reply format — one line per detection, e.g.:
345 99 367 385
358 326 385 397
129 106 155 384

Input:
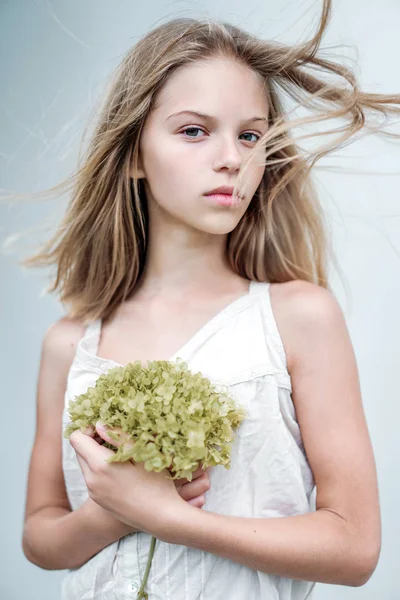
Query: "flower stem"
136 535 157 600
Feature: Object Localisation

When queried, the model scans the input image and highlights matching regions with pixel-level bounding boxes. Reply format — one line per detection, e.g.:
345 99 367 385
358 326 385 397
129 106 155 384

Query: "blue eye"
180 127 260 142
181 127 205 138
240 132 259 143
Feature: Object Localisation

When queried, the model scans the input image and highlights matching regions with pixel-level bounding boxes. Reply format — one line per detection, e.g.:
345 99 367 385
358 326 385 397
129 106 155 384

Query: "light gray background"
1 1 399 599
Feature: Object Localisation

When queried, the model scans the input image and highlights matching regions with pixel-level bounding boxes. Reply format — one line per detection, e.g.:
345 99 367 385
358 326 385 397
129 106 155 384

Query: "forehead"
152 57 269 120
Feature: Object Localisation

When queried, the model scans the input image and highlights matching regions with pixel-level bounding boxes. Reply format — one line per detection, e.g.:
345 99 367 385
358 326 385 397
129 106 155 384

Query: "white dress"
61 280 317 599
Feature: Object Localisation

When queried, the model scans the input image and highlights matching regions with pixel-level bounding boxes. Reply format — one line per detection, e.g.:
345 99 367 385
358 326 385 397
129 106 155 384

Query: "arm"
22 318 210 570
24 498 139 571
159 281 381 587
22 317 137 571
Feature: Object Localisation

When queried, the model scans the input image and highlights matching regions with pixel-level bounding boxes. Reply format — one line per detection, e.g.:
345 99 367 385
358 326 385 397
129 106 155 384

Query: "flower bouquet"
64 358 246 599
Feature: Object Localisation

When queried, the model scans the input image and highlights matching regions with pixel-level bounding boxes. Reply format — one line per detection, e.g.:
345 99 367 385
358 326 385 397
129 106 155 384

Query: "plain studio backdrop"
1 1 399 599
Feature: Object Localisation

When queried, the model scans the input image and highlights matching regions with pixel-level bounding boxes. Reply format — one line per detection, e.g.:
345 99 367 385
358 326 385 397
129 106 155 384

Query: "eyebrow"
166 110 268 124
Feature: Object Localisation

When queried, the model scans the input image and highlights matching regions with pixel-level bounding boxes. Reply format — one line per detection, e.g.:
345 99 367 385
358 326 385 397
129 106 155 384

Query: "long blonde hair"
12 0 400 321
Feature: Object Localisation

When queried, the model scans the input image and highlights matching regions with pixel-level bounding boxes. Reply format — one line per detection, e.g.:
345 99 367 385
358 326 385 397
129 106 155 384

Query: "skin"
41 56 382 583
22 55 270 571
130 55 268 301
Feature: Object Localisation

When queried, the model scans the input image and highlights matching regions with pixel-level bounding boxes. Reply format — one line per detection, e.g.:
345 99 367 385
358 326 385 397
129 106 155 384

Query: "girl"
20 1 397 598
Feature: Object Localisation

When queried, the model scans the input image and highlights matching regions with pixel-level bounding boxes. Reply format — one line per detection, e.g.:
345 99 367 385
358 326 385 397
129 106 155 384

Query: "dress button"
130 579 140 592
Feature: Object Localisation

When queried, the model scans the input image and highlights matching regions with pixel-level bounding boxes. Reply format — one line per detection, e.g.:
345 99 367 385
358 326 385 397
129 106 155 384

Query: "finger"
81 423 104 445
84 425 95 437
69 430 115 468
75 452 92 481
192 464 210 478
187 495 206 508
190 465 204 479
177 473 210 501
95 422 134 450
172 463 206 485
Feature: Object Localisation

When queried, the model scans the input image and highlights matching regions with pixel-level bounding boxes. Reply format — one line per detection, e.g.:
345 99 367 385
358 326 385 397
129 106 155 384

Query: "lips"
205 186 235 196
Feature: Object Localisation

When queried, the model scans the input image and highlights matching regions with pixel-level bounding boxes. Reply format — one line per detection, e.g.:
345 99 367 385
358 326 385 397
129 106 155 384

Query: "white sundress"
61 280 317 600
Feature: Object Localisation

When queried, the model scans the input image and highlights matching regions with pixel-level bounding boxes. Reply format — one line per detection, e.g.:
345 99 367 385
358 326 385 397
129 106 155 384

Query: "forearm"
165 507 372 587
23 500 139 570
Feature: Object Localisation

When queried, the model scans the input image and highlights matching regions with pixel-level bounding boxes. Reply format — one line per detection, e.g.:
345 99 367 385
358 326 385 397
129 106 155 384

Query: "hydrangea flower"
64 358 246 599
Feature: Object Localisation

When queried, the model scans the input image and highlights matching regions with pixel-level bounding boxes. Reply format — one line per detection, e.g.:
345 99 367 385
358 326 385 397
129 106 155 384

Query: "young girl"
20 1 397 598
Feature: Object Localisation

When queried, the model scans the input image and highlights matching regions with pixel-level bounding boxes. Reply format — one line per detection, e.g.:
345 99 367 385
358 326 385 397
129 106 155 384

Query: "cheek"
246 163 266 200
144 144 196 198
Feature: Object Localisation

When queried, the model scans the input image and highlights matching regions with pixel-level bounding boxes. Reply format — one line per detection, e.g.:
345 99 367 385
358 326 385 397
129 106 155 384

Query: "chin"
195 216 243 236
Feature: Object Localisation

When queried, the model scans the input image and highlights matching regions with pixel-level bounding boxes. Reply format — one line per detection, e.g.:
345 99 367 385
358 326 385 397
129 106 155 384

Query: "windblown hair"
17 0 400 321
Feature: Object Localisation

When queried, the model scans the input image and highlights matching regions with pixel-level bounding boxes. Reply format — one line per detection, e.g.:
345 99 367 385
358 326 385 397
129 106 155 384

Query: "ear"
130 153 145 179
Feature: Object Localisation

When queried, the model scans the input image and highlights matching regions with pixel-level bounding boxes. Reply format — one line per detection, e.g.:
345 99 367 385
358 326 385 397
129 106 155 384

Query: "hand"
174 465 211 509
77 425 210 542
69 423 207 539
83 495 138 540
92 423 211 509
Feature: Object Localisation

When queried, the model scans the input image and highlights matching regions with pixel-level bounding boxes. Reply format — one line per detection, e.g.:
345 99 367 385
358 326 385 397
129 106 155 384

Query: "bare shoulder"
269 278 339 318
269 279 344 372
42 316 87 371
44 315 86 349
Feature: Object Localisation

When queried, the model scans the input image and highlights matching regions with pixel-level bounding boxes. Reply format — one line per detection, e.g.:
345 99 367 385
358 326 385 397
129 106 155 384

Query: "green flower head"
64 358 246 481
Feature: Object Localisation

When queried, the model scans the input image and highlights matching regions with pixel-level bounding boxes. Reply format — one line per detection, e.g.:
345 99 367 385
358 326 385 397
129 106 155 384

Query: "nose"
213 134 242 173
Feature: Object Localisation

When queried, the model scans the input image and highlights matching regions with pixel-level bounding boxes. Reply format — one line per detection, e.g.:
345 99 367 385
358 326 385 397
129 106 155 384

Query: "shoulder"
269 279 340 318
269 280 346 371
41 316 87 373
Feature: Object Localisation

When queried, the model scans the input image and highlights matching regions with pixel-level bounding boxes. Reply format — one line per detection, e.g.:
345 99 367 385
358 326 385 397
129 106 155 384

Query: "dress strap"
251 281 289 372
81 318 102 356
